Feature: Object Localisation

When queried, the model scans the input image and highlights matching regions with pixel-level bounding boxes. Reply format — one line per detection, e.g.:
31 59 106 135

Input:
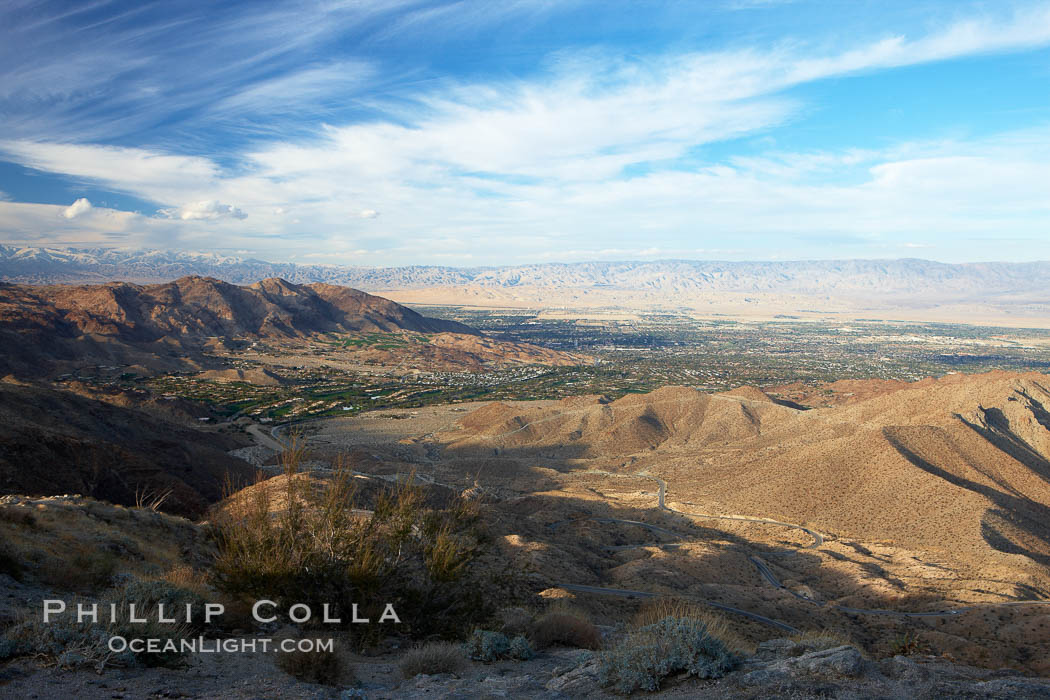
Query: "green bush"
597 616 738 694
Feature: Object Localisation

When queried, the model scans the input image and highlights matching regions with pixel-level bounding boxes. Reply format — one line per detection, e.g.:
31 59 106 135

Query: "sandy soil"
378 286 1050 328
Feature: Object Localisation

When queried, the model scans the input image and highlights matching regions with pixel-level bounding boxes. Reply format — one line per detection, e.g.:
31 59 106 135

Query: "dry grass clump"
211 442 491 642
633 597 752 655
39 543 119 592
529 606 601 650
399 641 468 678
496 606 533 637
159 564 212 598
0 612 120 671
275 639 354 686
0 504 37 527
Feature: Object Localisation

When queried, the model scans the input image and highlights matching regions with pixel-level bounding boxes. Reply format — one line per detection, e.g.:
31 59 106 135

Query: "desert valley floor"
238 370 1050 675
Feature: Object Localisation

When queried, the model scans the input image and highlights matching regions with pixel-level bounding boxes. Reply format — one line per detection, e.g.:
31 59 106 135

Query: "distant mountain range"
2 246 1048 302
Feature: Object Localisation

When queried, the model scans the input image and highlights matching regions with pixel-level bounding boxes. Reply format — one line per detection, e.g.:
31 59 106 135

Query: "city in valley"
62 308 1050 423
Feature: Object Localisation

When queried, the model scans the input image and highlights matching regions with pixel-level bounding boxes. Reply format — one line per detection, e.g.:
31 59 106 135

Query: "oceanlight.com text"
107 636 335 654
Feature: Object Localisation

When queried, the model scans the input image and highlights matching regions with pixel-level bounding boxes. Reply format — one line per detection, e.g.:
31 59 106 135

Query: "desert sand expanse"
378 286 1050 328
277 371 1050 673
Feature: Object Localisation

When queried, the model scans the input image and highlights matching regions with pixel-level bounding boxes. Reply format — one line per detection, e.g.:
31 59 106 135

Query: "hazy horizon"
7 244 1050 270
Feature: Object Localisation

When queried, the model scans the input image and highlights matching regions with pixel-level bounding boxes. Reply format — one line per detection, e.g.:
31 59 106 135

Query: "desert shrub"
113 579 209 634
0 543 22 581
39 545 119 592
399 641 467 678
464 630 510 662
529 611 601 650
0 579 205 670
463 630 534 662
888 631 931 657
211 447 493 643
597 616 738 694
633 597 750 654
790 629 856 653
275 640 353 686
497 606 533 637
0 504 36 527
161 565 212 598
508 634 534 660
424 524 471 582
0 616 129 671
102 582 198 668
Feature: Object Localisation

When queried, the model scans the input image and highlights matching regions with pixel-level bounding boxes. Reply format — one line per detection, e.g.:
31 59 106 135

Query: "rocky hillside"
0 274 473 340
0 380 255 518
445 372 1050 586
0 275 475 375
447 385 797 457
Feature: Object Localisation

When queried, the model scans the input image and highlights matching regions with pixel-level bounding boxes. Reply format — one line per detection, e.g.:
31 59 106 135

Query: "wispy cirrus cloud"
0 0 414 143
3 2 1050 264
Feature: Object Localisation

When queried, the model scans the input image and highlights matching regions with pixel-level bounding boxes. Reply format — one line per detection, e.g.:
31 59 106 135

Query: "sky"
1 0 1049 266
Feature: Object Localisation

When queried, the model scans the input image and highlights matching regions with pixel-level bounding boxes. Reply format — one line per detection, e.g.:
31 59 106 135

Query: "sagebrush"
597 616 739 694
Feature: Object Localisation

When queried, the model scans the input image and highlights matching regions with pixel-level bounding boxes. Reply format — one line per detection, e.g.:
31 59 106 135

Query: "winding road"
549 470 1050 623
255 400 1050 634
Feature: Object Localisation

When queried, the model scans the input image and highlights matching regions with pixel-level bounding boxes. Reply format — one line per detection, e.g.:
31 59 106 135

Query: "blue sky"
1 0 1050 265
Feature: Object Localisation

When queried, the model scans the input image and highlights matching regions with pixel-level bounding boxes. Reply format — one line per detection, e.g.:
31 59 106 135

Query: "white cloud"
0 201 144 246
160 200 248 221
61 197 92 219
0 141 220 204
5 7 1050 263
